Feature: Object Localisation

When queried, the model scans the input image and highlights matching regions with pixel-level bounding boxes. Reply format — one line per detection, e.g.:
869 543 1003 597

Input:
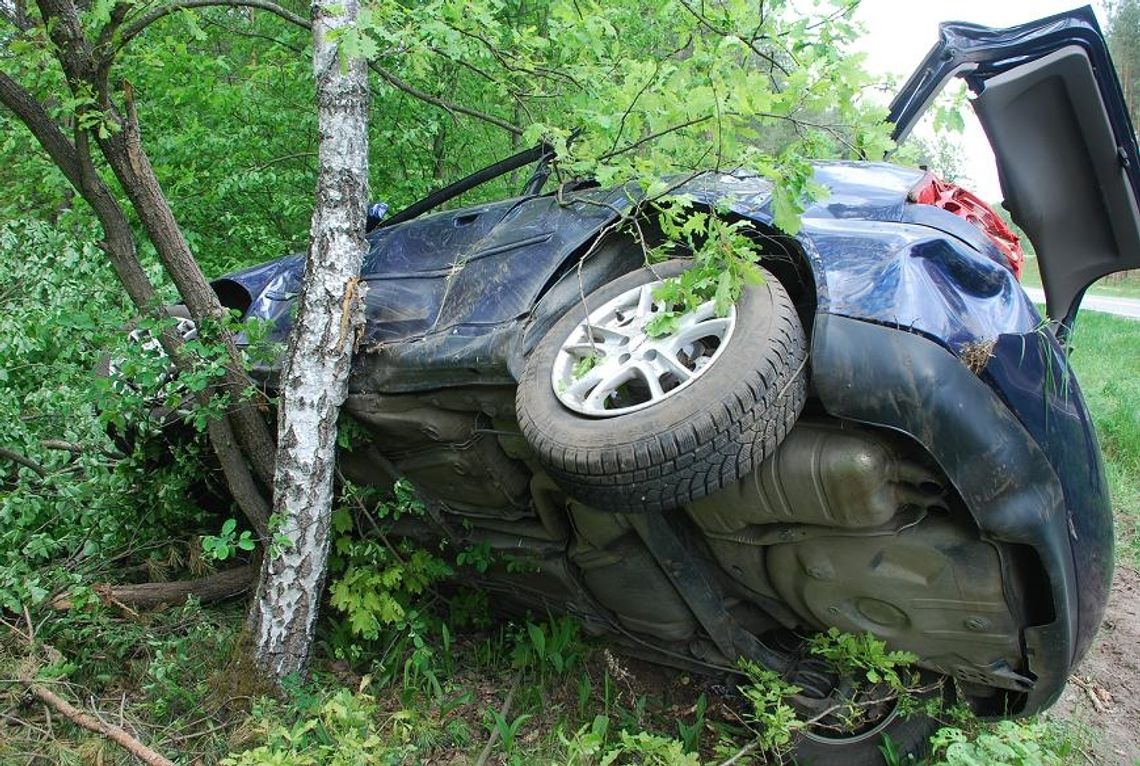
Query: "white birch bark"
248 0 370 680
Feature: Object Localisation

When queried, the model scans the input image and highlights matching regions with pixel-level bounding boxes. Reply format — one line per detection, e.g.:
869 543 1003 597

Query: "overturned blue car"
155 6 1135 762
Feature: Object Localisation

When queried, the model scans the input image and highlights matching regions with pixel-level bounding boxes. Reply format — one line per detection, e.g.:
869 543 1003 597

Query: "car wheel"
516 258 807 513
792 704 939 765
95 303 198 456
790 677 945 766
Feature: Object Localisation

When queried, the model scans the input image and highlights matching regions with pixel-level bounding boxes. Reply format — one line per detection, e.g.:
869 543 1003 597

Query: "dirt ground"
1046 565 1140 765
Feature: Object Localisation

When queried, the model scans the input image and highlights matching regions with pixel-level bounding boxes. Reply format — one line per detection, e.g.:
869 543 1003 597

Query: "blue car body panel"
222 161 1040 363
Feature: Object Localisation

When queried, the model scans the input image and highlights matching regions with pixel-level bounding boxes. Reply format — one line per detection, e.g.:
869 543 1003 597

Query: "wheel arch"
522 205 820 359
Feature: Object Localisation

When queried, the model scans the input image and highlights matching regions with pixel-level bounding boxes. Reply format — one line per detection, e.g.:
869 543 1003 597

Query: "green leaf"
527 623 546 660
714 269 734 316
771 187 803 236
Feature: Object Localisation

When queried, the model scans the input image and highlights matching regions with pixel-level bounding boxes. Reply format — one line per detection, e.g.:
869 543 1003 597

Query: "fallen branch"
39 439 86 453
51 565 254 610
18 675 175 766
1070 675 1113 714
0 445 47 478
716 739 759 766
474 668 523 766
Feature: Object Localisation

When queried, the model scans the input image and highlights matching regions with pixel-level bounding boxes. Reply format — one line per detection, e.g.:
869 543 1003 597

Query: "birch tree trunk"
248 0 370 680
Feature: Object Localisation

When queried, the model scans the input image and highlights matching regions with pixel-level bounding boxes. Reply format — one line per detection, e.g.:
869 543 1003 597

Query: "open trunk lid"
889 6 1140 325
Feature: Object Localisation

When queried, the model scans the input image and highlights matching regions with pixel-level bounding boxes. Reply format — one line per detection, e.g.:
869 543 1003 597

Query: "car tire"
516 258 808 513
791 708 940 766
789 674 948 766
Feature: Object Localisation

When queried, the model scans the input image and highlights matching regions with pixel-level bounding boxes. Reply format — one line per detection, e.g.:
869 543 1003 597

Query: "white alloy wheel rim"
551 279 737 417
801 697 901 745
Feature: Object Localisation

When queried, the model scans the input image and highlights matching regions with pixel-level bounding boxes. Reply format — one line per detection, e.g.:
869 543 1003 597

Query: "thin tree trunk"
94 96 280 487
0 71 154 310
248 0 369 680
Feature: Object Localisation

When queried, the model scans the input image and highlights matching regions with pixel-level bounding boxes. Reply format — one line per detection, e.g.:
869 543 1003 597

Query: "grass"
1068 310 1140 566
1021 256 1140 300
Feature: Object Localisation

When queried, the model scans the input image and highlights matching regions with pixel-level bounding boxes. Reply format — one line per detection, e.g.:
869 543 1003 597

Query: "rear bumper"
812 313 1112 714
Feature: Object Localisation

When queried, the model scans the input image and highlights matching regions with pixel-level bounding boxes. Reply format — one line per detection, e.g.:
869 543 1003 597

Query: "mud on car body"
123 6 1136 763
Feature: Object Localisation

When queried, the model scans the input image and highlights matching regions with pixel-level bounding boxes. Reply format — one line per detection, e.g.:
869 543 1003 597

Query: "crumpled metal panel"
218 157 1042 386
673 163 1041 349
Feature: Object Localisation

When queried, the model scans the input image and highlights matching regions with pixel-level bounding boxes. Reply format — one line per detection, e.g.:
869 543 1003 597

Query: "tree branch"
114 0 523 136
367 60 522 136
116 0 309 51
0 445 47 478
0 72 155 310
596 115 712 161
676 0 790 77
29 0 279 521
18 674 176 766
0 0 32 30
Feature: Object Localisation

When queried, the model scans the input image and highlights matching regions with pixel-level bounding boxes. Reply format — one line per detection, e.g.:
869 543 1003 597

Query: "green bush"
0 219 212 611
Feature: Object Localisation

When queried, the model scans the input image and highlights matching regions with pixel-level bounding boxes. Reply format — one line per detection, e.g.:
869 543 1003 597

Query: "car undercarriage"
337 371 1034 714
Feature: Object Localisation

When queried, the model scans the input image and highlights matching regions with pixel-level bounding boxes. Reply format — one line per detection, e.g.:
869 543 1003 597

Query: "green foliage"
736 659 803 751
572 353 601 380
646 207 769 337
345 0 888 329
202 518 257 561
561 714 613 764
511 615 584 678
0 598 246 764
0 220 212 612
484 706 532 758
323 478 457 706
1106 0 1140 125
328 541 450 638
561 714 703 766
223 685 415 765
894 83 972 186
456 540 495 573
1065 309 1140 566
807 626 919 690
598 730 701 765
675 693 706 754
930 720 1065 766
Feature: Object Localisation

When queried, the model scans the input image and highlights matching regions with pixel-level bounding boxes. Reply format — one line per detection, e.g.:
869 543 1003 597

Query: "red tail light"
909 171 1024 278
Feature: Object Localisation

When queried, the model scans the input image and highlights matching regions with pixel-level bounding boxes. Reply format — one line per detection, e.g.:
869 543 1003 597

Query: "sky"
850 1 1109 200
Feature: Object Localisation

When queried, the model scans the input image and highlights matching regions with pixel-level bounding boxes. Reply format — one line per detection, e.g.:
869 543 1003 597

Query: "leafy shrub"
327 480 453 640
0 220 211 611
807 626 919 690
930 720 1065 766
223 686 417 765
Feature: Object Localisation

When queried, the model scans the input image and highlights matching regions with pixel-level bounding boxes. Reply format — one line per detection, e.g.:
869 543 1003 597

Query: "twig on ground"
21 605 35 646
0 712 48 737
474 668 523 766
1070 675 1113 714
716 739 759 766
18 674 176 766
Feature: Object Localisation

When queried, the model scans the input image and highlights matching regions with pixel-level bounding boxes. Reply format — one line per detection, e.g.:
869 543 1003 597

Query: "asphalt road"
1022 286 1140 320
